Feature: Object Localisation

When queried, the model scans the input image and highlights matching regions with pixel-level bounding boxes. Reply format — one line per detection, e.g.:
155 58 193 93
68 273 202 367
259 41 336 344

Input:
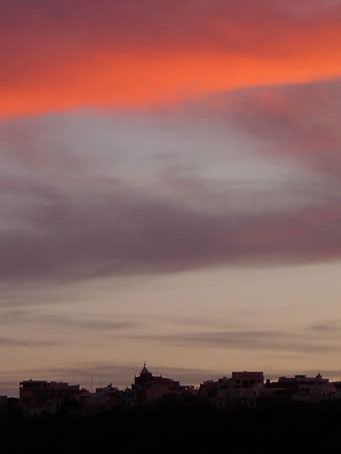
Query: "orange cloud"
2 0 341 117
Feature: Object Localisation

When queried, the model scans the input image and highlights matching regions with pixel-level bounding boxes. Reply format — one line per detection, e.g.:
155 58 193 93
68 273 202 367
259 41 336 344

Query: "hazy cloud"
135 329 340 353
0 309 139 331
309 320 341 333
0 337 59 348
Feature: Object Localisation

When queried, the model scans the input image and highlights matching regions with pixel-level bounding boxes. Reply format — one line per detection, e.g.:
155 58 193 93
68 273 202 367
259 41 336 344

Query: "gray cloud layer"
0 80 341 287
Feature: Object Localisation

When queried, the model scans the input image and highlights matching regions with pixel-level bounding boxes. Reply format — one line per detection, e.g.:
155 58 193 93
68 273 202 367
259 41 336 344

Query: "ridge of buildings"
1 365 341 417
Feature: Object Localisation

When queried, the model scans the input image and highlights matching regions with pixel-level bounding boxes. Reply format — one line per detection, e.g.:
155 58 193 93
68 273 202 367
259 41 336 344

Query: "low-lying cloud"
134 329 339 354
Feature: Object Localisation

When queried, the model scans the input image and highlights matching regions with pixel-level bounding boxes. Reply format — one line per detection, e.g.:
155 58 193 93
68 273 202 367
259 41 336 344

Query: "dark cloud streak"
0 179 340 284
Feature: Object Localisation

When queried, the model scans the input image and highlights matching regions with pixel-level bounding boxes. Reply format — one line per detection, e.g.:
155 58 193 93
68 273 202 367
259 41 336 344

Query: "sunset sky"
1 0 341 396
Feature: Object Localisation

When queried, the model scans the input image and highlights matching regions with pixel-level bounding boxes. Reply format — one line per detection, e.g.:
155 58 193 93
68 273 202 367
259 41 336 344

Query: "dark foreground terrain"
2 401 341 453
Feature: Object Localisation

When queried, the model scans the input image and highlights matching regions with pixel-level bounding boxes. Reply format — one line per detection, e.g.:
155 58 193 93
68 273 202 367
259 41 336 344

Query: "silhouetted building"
280 374 335 402
262 374 336 403
261 378 293 401
20 379 83 414
83 384 122 412
10 369 341 415
332 381 341 399
122 387 136 407
0 396 8 420
132 363 183 404
199 377 229 405
199 371 264 408
231 371 264 386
